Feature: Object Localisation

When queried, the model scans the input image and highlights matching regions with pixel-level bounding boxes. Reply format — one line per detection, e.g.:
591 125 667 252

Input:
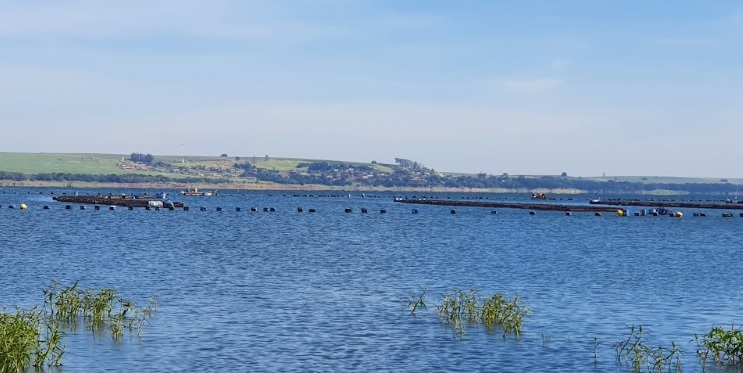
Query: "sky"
1 1 742 177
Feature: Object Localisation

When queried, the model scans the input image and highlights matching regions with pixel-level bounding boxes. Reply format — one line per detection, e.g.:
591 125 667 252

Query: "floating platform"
53 195 184 208
395 199 619 212
589 199 743 210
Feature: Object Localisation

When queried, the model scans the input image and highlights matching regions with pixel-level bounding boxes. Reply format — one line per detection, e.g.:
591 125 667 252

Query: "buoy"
412 209 418 214
145 206 151 210
200 207 207 211
155 206 161 211
183 206 190 211
361 208 368 213
250 207 257 212
236 207 241 212
216 207 223 212
65 205 72 210
491 210 497 214
595 212 602 216
723 212 734 218
297 207 303 213
269 207 276 212
450 209 456 214
380 209 386 214
263 207 269 212
43 205 50 210
674 211 683 218
345 208 352 213
617 209 625 217
20 204 27 210
309 208 316 213
109 206 115 210
80 205 86 210
565 211 572 216
128 206 134 210
529 211 536 215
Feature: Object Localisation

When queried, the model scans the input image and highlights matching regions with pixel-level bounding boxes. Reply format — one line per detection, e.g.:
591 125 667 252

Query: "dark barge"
395 199 619 213
589 199 743 210
53 195 185 208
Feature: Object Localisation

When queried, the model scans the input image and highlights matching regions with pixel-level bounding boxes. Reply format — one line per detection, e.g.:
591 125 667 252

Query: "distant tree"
235 156 240 161
371 160 377 164
129 152 154 165
265 155 269 161
561 172 568 177
221 154 228 157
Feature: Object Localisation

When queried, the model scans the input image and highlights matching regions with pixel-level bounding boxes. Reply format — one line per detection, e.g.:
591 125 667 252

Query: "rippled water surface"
1 188 741 372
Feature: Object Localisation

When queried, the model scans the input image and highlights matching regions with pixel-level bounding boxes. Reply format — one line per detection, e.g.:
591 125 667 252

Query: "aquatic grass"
407 287 429 316
0 307 65 373
695 324 743 367
44 281 157 341
407 288 529 340
612 325 682 373
1 281 159 373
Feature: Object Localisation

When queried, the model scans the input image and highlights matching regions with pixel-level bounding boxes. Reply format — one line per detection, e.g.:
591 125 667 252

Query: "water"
1 188 741 372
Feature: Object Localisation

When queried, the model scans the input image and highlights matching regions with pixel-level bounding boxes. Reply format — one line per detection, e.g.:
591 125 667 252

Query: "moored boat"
180 188 217 196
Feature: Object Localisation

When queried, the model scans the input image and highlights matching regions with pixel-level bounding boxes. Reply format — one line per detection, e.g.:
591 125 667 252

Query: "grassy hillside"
0 152 185 177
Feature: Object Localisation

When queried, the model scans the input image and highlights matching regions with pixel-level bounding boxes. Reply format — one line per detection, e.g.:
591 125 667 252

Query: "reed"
0 307 65 373
694 324 743 367
428 289 528 339
407 288 429 316
44 281 157 341
612 325 682 373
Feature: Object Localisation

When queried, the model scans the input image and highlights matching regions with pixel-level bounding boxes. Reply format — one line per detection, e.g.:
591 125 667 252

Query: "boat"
180 188 217 196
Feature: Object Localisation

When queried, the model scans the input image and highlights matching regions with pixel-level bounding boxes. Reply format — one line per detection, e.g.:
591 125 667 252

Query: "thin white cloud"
499 78 563 94
551 59 571 69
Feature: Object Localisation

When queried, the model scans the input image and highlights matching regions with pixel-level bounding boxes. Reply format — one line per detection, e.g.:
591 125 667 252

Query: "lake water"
1 188 741 373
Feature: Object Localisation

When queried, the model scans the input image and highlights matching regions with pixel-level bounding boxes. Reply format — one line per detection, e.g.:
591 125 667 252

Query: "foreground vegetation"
1 152 743 195
0 281 156 372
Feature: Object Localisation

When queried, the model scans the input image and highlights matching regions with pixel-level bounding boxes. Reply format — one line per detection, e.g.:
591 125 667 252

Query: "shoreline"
0 180 702 196
0 180 592 194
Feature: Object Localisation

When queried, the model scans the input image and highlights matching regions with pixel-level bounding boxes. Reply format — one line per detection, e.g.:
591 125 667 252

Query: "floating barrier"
269 208 276 212
723 212 734 217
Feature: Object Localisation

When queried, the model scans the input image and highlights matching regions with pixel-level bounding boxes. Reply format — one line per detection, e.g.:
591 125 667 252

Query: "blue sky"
1 1 742 177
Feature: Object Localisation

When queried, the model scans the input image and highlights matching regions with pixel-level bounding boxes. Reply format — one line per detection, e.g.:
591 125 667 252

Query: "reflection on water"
1 188 741 372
